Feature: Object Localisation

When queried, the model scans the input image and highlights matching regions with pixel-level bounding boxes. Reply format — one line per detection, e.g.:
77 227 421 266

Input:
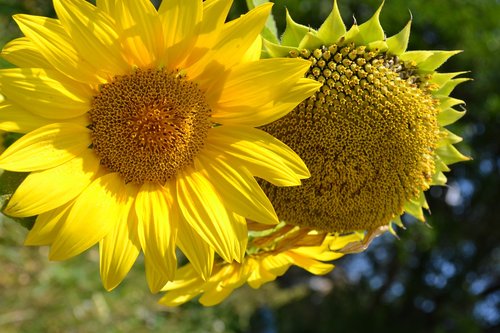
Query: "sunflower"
0 0 321 292
159 221 365 306
259 0 469 234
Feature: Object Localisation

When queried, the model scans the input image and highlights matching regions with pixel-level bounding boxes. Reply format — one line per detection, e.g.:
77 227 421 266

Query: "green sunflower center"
89 68 212 184
260 43 440 232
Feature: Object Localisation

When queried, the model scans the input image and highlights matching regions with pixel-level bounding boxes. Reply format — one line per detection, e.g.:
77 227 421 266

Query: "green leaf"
0 170 34 230
246 0 279 44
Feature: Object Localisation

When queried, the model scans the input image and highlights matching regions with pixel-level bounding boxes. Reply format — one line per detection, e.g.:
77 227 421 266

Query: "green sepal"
316 0 346 45
281 9 311 47
404 197 426 222
435 145 470 165
437 107 466 126
262 38 297 58
386 20 411 56
343 22 360 44
399 50 433 64
438 96 465 110
431 171 448 186
418 50 462 72
366 40 388 52
357 2 385 44
298 32 324 51
0 170 34 230
434 156 451 173
392 216 404 228
431 71 468 89
434 77 471 96
246 0 279 44
438 129 463 146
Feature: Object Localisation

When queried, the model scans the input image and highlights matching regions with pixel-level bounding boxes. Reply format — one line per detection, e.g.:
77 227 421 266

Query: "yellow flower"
159 221 365 306
259 0 469 233
0 0 321 292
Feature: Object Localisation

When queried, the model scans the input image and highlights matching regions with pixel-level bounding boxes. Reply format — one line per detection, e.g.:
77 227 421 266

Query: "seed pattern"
260 43 441 232
89 68 212 184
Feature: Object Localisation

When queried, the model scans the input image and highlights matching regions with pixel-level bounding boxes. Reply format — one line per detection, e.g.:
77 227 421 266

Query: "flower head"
259 0 469 233
0 0 320 292
159 221 365 306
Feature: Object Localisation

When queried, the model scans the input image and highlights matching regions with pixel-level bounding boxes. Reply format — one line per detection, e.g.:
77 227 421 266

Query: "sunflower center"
260 43 440 232
89 68 212 184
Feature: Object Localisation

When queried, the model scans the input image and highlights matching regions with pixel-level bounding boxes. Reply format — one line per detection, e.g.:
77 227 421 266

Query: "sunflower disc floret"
262 43 440 232
90 68 212 184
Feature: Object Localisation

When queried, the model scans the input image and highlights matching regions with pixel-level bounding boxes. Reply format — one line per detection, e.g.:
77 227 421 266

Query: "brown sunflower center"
89 68 212 184
260 43 441 232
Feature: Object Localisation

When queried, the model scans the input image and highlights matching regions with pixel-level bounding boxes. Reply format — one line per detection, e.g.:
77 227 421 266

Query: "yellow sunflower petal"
0 102 86 133
0 123 90 172
24 200 73 246
5 149 99 217
247 257 285 288
113 0 164 67
135 181 177 282
236 77 321 126
176 218 214 281
200 0 232 35
12 14 100 84
262 253 293 277
179 0 232 69
186 3 272 79
230 213 248 263
176 167 244 263
53 0 129 76
213 77 321 127
285 252 334 275
49 173 126 260
158 0 201 68
145 255 173 294
159 268 204 306
240 36 262 63
196 152 279 225
206 126 309 186
210 58 317 125
210 2 272 68
1 37 52 68
95 0 115 14
199 281 236 306
99 183 140 291
161 262 202 291
0 68 91 119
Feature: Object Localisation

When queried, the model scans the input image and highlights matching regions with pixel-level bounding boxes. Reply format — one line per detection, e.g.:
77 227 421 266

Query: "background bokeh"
0 0 498 332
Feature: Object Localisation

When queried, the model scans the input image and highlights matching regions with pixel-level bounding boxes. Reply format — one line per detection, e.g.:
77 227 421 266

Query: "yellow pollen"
89 68 212 184
260 43 441 232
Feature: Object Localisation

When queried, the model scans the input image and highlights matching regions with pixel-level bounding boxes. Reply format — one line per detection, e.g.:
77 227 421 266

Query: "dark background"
0 0 498 332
